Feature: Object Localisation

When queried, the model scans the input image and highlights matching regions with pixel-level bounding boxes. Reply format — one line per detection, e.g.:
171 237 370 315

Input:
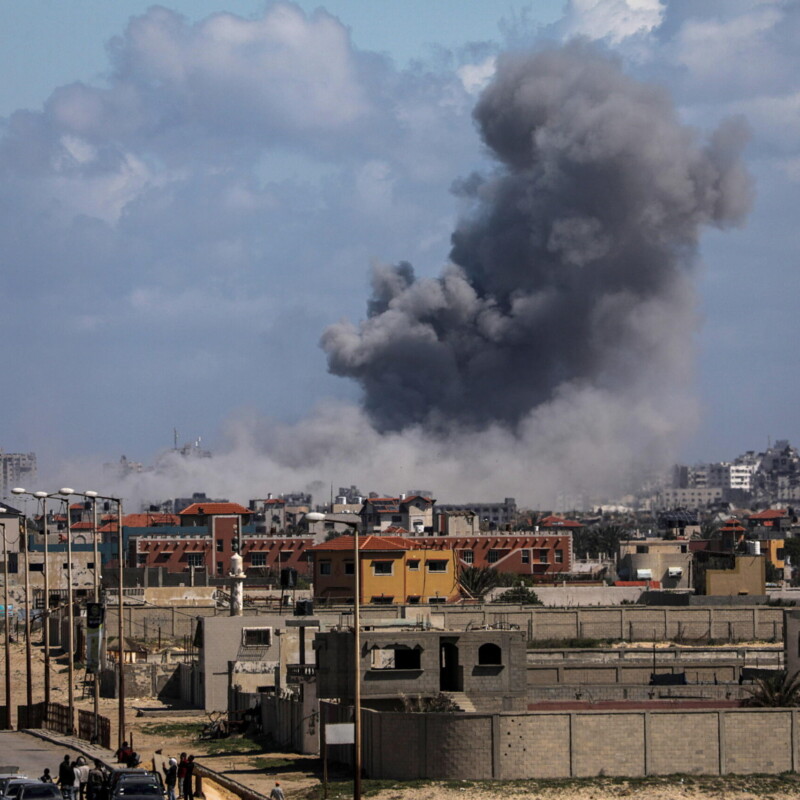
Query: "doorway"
439 639 461 691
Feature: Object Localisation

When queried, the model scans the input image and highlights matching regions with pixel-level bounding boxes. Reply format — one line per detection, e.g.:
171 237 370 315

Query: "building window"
538 549 548 563
407 595 421 604
426 560 448 572
478 643 502 665
460 550 473 564
344 561 354 575
370 647 420 670
373 561 393 576
392 515 402 523
636 545 649 554
407 560 420 571
371 596 394 604
242 627 272 647
187 553 204 568
216 539 224 552
427 597 446 604
487 549 500 563
217 561 223 575
554 550 564 563
319 561 332 575
250 552 267 567
521 550 530 564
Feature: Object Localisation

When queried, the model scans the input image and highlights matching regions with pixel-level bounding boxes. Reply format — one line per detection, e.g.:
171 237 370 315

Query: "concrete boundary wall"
361 708 800 780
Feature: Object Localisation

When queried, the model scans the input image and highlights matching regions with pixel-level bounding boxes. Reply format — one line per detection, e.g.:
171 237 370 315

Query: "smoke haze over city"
1 1 798 507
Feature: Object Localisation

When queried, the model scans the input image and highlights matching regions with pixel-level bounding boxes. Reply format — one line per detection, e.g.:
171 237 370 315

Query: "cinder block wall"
361 708 800 780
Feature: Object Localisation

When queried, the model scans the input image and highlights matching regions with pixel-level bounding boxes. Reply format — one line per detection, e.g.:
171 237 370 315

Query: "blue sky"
1 1 799 505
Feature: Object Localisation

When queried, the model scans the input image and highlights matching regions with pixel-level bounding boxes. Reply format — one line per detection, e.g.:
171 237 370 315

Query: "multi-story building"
617 538 692 589
309 534 459 605
360 495 435 535
426 532 573 579
434 497 517 529
0 451 36 498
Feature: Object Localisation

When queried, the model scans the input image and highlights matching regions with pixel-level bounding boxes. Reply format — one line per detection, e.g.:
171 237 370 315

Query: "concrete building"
435 497 518 529
425 533 573 579
197 613 319 710
617 539 693 589
310 535 459 605
0 450 36 499
361 496 435 535
315 628 527 711
434 510 480 537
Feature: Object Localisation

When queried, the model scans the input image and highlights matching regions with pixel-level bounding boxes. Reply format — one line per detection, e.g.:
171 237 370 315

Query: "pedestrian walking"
269 782 285 800
58 755 76 800
182 756 195 800
163 757 177 800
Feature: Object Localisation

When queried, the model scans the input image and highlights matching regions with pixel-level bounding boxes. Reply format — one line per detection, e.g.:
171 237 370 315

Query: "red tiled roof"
69 503 85 510
180 503 250 516
400 495 434 505
71 521 95 530
539 515 583 528
383 525 409 534
263 499 285 505
310 534 428 552
123 513 180 527
748 509 787 520
98 522 118 533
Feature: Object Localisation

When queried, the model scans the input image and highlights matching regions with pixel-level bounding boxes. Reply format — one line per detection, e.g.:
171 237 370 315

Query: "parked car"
17 785 62 800
112 783 163 800
108 772 163 798
0 778 28 797
0 780 39 800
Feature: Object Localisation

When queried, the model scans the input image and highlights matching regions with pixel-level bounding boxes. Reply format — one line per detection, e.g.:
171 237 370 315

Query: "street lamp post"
306 512 361 800
1 515 12 729
58 489 77 734
12 488 66 707
85 493 124 749
68 490 102 742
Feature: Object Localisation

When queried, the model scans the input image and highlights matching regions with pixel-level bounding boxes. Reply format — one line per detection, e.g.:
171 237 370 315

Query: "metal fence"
78 709 111 749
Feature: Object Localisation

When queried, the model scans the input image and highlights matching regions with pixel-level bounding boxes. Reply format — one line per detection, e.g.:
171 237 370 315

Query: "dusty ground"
2 638 795 800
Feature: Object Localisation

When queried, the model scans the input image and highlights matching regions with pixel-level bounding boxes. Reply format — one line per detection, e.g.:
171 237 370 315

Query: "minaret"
229 545 246 616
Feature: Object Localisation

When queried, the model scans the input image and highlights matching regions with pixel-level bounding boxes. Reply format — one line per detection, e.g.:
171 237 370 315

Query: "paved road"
0 731 87 779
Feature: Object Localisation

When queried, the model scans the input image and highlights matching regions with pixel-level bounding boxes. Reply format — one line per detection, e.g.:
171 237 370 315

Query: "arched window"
478 643 502 665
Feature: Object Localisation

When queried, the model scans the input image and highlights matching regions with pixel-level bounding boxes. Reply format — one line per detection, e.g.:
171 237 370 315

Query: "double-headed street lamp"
0 510 13 729
306 512 362 800
12 488 65 706
1 501 33 711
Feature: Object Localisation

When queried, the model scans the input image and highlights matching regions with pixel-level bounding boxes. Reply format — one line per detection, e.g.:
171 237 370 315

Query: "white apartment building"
1 450 36 498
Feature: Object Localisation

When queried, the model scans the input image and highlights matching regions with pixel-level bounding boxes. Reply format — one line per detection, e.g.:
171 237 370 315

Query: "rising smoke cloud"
39 39 754 510
322 42 752 437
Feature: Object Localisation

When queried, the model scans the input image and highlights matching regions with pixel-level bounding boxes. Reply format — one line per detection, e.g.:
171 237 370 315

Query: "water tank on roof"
747 540 761 556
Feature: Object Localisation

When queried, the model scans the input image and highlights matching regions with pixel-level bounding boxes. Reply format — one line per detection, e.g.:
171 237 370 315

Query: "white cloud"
562 0 665 44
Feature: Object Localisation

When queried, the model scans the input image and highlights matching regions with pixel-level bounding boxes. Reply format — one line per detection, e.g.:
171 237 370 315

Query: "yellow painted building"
310 534 459 605
760 539 785 570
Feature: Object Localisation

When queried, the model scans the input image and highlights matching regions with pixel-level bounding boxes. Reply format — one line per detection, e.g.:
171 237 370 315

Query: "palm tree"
743 671 800 707
458 566 499 600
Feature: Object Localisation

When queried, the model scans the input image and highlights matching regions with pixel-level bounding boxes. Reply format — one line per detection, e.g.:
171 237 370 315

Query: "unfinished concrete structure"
315 628 527 712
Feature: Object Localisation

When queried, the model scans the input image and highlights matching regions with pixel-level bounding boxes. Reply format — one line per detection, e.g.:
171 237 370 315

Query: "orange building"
310 534 459 605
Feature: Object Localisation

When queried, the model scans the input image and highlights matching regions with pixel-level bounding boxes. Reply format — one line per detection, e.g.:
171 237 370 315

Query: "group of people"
161 753 195 800
44 755 107 800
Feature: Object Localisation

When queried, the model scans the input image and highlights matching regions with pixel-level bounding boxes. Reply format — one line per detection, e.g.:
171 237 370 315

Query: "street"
0 731 88 778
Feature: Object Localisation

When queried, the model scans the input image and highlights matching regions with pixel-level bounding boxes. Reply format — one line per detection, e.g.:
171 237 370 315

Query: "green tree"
743 671 800 707
495 586 542 605
458 566 499 600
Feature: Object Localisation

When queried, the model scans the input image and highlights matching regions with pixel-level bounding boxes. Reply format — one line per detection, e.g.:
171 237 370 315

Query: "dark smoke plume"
322 42 751 433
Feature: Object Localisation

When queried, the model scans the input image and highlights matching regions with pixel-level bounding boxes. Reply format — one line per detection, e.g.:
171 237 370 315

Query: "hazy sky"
1 1 799 504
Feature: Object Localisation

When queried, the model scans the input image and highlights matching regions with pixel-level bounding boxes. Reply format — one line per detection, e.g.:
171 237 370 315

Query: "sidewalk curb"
194 763 271 800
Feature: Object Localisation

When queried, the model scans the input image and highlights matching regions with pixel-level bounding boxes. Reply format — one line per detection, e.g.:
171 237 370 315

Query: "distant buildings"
0 450 36 498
